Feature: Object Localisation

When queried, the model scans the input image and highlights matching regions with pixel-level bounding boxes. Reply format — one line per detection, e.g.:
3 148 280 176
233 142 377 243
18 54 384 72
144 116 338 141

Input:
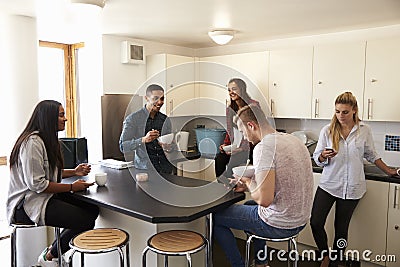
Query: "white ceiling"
1 0 400 48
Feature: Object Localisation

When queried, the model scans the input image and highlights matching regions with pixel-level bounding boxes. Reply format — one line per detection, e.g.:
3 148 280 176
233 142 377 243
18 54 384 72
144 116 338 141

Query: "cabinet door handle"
367 98 373 120
394 186 399 209
169 99 173 116
314 98 319 118
270 99 275 117
370 78 377 83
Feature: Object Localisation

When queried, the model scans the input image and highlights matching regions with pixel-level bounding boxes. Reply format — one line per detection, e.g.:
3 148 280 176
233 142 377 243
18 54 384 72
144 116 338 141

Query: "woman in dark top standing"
215 78 259 177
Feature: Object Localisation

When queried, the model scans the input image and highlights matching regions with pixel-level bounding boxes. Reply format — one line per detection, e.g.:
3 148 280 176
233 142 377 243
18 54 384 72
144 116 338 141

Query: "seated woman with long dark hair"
7 100 99 267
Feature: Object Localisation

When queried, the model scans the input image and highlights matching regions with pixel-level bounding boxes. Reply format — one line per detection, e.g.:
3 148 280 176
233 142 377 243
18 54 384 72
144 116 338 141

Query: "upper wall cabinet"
312 42 366 119
146 54 196 116
364 37 400 121
269 47 313 119
197 55 232 116
229 52 269 109
198 52 269 116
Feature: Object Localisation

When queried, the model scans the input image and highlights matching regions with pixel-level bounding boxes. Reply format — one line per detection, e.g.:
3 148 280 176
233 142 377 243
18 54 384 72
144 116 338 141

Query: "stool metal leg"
80 252 85 267
206 214 213 267
142 247 149 267
245 235 254 267
205 238 210 267
117 247 124 267
126 242 130 267
68 249 76 267
291 238 298 267
287 239 291 267
55 227 63 267
186 253 192 267
11 227 17 267
164 255 168 267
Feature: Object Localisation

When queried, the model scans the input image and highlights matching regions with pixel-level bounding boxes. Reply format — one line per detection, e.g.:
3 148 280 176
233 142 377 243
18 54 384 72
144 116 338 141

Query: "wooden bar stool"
10 224 63 267
142 230 209 267
245 232 299 267
68 228 130 267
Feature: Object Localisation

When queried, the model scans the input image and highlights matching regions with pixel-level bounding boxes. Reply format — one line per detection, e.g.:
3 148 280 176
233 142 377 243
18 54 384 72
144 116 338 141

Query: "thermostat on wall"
121 41 145 64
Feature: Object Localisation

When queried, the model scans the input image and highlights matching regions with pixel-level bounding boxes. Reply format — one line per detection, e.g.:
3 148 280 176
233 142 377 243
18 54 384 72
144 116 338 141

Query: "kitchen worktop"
312 160 400 184
63 166 245 223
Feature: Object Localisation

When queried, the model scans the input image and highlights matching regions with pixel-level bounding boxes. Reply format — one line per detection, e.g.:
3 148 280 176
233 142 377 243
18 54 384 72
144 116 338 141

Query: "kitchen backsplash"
385 135 400 152
275 118 400 167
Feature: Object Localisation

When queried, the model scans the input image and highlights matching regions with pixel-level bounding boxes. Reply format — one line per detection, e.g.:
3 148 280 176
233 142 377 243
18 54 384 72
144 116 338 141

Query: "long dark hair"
227 78 252 123
10 100 64 173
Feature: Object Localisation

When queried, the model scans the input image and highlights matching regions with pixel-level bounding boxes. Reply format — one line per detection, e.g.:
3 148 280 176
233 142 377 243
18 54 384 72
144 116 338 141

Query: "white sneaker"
37 247 58 267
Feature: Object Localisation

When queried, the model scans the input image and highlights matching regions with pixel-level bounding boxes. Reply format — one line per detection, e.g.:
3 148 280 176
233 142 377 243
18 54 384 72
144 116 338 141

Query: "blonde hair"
329 92 361 151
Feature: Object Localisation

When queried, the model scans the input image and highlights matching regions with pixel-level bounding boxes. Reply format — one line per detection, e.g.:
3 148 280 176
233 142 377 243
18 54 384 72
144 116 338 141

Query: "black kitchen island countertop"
62 165 245 224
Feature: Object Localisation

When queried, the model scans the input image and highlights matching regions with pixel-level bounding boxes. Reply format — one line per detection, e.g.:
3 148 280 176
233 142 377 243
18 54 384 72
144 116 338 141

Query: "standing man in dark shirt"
119 84 173 173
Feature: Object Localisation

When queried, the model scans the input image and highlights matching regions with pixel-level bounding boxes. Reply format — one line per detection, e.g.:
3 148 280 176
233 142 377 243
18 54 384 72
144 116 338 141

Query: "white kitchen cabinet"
177 158 215 181
229 52 269 113
196 56 231 116
347 180 389 266
386 183 400 267
363 37 400 121
297 173 335 247
146 54 196 116
268 47 313 118
312 42 366 119
198 52 269 116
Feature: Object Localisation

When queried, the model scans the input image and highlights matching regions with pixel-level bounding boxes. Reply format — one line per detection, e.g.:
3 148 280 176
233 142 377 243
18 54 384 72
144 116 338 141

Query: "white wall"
0 14 48 267
0 14 39 157
102 35 195 95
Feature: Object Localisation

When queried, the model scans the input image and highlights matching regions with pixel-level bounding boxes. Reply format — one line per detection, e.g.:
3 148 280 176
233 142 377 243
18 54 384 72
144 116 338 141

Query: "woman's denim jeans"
213 204 304 267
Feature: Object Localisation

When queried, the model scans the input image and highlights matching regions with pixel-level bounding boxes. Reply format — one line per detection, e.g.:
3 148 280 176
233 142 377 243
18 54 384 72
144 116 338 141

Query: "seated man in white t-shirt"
213 104 314 267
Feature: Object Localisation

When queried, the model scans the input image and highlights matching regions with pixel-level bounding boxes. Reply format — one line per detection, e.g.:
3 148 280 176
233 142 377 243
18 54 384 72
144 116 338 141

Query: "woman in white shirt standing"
311 92 398 267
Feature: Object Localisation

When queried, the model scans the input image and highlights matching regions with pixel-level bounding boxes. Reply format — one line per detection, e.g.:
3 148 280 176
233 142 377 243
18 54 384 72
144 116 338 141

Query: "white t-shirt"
253 132 313 229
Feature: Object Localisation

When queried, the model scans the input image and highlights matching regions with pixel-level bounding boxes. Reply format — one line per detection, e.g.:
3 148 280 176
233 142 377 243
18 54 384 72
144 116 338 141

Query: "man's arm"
246 169 275 207
119 115 144 153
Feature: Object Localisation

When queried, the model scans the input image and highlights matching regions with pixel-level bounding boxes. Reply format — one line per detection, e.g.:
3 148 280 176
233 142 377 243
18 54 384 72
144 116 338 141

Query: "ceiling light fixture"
71 0 106 8
208 30 235 45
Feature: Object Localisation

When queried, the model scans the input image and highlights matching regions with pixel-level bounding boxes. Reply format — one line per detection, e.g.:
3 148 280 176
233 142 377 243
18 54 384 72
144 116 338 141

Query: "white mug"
95 173 107 186
175 131 189 151
136 172 149 182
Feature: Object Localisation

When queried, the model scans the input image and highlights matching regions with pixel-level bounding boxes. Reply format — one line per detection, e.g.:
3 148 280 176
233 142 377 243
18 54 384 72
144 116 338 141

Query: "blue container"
194 128 226 155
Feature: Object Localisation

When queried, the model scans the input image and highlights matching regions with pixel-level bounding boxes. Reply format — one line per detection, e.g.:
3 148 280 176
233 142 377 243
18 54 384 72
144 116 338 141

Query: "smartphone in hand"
325 147 334 152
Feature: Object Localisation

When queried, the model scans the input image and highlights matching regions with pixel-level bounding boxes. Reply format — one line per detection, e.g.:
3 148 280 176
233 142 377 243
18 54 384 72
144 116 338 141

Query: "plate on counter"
291 131 307 144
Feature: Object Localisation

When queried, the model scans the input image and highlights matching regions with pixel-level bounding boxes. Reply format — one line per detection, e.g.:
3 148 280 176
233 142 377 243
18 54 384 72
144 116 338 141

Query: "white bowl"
158 133 174 144
222 144 233 153
290 131 307 144
232 165 255 177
